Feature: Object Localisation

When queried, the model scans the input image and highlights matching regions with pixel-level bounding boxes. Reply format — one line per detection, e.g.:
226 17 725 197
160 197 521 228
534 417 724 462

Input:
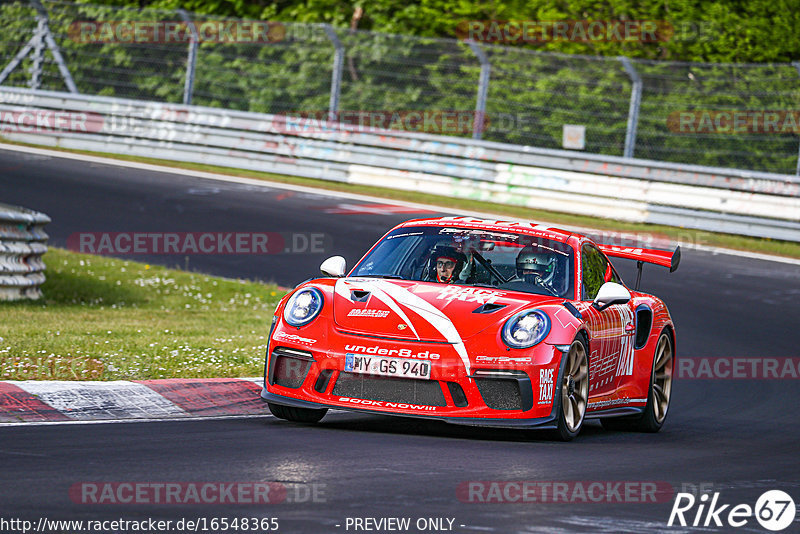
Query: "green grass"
0 248 287 381
4 138 799 259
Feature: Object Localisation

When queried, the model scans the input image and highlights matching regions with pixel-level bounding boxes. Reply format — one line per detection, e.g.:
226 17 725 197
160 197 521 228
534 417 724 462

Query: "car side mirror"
320 256 346 277
592 282 631 311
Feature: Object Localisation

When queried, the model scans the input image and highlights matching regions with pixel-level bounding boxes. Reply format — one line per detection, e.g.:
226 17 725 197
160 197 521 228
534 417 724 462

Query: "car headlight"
283 288 324 327
502 310 550 349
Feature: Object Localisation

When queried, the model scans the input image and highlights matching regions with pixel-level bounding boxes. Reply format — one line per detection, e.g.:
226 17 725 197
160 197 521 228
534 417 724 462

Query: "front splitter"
261 389 558 430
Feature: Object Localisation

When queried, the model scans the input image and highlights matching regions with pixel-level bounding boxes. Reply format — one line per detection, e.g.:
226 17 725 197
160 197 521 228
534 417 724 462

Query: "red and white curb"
0 378 268 424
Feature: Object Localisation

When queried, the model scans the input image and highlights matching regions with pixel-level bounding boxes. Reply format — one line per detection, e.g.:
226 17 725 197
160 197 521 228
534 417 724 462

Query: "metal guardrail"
0 86 799 242
0 202 50 300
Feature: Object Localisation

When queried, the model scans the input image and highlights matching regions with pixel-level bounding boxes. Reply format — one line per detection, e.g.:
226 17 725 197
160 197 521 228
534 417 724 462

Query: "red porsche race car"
261 217 679 440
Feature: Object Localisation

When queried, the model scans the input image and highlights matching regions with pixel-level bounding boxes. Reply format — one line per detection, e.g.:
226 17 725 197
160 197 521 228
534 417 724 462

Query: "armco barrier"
0 202 50 300
1 87 799 242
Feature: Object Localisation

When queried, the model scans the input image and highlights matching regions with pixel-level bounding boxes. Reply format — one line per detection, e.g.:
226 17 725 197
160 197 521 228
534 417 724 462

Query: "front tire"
268 402 327 424
553 336 589 441
601 330 673 432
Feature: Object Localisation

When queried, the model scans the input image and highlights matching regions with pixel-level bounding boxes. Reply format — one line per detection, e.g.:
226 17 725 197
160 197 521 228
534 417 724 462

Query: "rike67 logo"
668 490 796 531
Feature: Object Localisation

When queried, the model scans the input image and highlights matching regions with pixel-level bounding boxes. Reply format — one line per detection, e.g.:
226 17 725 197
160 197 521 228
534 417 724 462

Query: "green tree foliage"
82 0 800 63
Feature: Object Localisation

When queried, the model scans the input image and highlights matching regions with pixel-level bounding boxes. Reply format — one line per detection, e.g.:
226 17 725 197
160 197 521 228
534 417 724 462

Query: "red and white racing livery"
261 217 678 440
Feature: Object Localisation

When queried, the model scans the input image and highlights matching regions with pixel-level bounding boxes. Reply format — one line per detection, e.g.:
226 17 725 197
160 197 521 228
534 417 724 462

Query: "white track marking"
0 414 276 427
9 381 187 420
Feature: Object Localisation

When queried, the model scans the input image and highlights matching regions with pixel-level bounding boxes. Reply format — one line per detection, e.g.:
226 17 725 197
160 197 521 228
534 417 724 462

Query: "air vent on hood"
350 290 370 302
472 302 507 314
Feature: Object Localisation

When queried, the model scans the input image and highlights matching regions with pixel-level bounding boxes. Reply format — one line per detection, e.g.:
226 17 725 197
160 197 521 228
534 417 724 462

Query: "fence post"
0 34 37 86
28 19 45 89
466 40 490 140
30 0 78 93
793 61 800 175
322 24 344 118
1 1 77 92
619 56 642 159
178 9 198 106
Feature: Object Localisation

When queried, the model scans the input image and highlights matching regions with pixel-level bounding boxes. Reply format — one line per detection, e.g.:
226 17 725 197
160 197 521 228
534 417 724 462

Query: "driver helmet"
429 245 466 284
516 246 557 285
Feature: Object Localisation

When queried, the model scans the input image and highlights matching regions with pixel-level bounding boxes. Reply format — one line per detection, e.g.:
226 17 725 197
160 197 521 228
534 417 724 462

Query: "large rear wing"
598 245 681 272
597 245 680 290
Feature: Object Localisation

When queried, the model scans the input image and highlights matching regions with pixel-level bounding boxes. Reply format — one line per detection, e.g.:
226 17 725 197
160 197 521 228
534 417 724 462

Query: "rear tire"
552 335 589 441
268 402 327 424
601 330 673 432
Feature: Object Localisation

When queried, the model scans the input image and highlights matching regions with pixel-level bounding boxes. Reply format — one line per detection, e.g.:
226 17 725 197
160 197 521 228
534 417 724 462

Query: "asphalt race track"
1 146 799 533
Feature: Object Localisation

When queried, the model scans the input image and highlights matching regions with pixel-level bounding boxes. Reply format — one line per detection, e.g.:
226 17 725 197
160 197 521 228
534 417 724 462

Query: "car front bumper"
260 389 560 430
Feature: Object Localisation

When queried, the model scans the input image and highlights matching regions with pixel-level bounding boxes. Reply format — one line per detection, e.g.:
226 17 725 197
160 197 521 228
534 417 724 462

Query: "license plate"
344 353 431 379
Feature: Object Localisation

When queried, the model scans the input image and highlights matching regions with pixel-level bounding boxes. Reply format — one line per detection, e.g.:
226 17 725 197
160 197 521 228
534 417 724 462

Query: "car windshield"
351 225 575 298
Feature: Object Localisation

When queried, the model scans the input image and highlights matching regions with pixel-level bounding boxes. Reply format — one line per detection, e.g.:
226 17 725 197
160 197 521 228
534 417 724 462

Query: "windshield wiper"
471 251 509 285
358 274 405 280
536 281 560 297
